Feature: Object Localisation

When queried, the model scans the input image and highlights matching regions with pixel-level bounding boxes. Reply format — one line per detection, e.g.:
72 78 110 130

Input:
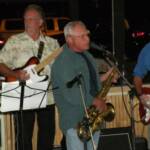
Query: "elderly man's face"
68 24 90 52
24 9 43 33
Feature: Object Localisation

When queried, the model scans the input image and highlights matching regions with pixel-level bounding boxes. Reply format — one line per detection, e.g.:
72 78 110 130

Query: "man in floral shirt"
0 4 60 150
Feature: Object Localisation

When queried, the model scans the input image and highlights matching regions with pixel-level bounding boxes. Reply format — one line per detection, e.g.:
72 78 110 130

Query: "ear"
67 36 72 44
39 19 44 26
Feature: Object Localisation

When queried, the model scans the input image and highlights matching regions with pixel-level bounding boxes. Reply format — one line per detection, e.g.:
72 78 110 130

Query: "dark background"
0 0 150 82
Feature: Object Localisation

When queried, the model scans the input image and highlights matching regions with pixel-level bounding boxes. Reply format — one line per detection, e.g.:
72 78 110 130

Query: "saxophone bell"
104 102 115 122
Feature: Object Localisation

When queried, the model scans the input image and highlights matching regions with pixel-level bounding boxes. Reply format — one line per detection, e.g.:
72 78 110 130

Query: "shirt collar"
24 31 46 43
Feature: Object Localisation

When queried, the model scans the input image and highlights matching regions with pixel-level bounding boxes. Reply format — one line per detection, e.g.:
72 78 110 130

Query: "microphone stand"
37 81 58 108
20 81 26 110
104 52 135 150
128 88 136 150
76 76 97 150
16 81 26 150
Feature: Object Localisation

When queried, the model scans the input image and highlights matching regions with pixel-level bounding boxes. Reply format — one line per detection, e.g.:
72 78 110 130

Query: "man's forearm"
0 63 17 77
133 76 143 96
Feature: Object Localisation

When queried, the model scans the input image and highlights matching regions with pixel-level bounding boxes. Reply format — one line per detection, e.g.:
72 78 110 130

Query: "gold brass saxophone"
77 68 116 141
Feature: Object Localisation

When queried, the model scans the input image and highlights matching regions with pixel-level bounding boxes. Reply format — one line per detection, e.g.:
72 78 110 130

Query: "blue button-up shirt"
133 42 150 78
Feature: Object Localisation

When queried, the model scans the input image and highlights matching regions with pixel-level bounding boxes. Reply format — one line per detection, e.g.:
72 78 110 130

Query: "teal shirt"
51 44 101 134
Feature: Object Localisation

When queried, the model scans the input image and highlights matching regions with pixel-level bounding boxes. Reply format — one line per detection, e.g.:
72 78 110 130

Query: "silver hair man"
64 21 88 39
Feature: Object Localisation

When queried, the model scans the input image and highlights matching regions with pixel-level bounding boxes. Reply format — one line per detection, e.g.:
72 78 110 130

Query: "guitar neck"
34 47 62 72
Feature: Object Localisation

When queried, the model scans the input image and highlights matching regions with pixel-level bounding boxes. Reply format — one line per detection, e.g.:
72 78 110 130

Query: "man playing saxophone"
51 21 117 150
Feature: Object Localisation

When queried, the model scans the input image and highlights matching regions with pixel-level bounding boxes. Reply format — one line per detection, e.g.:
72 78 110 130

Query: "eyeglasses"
24 17 41 21
69 30 90 38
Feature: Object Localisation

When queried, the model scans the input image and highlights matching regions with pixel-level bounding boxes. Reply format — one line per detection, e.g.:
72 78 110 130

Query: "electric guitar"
5 47 62 83
139 87 150 124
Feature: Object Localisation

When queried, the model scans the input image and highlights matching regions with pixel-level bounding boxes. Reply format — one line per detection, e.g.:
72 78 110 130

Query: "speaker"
98 127 133 150
135 137 148 150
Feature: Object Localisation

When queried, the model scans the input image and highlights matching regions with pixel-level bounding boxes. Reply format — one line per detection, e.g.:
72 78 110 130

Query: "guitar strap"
37 41 44 60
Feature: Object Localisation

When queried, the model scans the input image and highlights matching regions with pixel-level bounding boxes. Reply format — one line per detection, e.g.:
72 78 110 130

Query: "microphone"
66 73 82 88
90 42 111 55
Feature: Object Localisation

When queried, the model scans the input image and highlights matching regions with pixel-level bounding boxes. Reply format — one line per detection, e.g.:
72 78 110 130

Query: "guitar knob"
145 100 150 109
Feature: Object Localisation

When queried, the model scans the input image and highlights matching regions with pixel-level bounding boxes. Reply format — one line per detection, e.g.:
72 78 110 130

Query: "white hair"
64 21 87 39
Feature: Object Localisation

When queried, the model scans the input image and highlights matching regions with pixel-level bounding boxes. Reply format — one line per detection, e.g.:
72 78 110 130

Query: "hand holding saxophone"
100 67 119 83
92 97 107 112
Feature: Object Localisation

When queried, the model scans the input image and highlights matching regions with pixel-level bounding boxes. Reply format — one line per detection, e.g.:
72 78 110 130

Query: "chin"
85 45 90 50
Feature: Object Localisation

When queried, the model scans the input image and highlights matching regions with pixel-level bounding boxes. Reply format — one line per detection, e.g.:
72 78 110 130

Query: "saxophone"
77 68 116 141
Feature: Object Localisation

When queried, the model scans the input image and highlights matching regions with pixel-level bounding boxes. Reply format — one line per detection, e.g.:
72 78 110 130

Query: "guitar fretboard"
35 47 62 72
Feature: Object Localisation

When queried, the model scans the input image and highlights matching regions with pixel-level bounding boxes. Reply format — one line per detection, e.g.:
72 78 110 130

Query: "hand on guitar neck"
139 87 150 124
139 94 150 109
